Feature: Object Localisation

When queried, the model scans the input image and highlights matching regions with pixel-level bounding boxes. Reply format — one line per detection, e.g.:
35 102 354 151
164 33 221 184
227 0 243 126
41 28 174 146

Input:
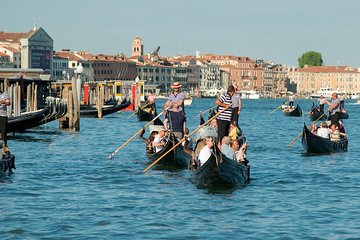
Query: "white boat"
201 88 224 98
184 97 193 106
310 87 341 99
239 90 260 99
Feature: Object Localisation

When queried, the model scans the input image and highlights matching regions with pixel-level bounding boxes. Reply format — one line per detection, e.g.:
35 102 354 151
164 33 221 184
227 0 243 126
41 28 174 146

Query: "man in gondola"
318 95 326 112
289 94 295 107
147 91 156 114
231 86 242 127
163 82 185 114
0 90 10 145
163 104 186 140
326 92 340 127
215 85 234 146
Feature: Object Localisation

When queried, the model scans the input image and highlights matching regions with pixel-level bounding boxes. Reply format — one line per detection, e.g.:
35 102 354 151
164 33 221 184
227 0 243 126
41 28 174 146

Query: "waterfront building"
0 26 53 74
0 46 21 68
287 65 360 97
52 54 69 80
262 63 287 98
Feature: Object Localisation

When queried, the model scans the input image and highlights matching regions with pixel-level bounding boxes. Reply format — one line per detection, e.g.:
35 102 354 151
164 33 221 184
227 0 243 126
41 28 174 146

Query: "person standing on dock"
215 85 234 146
0 90 10 145
163 82 185 114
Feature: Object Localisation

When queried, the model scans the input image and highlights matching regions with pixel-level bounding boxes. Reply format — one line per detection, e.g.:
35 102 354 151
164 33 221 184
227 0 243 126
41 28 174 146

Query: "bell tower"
132 36 143 57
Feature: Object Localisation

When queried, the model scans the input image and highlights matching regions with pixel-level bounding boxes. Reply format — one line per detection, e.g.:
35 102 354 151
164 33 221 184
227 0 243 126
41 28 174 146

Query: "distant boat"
239 90 260 99
184 97 193 106
201 88 224 98
310 87 342 99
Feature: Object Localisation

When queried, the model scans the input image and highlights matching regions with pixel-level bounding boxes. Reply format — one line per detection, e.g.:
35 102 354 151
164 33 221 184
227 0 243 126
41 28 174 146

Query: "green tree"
298 51 323 68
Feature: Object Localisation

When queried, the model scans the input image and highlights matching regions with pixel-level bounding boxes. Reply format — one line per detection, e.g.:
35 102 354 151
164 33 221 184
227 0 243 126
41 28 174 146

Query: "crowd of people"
139 83 249 168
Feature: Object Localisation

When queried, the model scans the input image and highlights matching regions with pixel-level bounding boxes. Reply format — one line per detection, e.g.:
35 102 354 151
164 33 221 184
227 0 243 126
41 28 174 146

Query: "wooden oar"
268 101 289 115
127 102 151 119
195 106 217 117
108 109 165 159
287 109 329 147
143 105 230 173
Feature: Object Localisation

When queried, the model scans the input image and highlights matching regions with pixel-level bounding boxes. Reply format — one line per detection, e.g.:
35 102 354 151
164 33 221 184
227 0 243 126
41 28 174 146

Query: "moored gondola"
80 100 130 118
283 104 302 117
301 123 348 154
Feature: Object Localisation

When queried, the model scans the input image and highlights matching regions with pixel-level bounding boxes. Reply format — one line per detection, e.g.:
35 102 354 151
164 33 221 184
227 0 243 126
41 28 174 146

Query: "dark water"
1 98 359 239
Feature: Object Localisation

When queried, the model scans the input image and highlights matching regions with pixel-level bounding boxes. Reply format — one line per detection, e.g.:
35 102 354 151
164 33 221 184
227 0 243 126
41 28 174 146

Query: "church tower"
131 36 143 57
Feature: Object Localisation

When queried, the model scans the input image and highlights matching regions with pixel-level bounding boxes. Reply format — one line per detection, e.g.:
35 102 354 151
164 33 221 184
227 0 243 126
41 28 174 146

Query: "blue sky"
2 0 359 67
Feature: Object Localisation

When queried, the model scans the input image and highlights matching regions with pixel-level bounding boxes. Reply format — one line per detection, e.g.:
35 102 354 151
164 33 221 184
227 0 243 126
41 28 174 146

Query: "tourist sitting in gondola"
197 136 214 167
220 136 236 160
228 122 239 141
0 138 15 174
152 128 168 153
139 127 158 153
311 121 332 139
236 142 249 166
329 124 346 141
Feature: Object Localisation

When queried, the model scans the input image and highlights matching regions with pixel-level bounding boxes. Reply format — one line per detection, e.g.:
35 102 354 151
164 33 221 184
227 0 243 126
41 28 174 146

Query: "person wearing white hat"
163 82 185 114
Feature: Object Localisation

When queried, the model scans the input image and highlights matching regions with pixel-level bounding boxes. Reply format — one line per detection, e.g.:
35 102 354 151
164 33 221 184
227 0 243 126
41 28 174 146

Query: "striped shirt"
217 93 233 121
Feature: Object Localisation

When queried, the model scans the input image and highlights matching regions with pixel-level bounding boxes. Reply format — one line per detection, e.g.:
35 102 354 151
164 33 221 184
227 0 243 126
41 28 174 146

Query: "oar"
127 102 151 119
143 105 230 173
268 101 289 115
287 109 330 147
108 110 165 159
196 106 217 117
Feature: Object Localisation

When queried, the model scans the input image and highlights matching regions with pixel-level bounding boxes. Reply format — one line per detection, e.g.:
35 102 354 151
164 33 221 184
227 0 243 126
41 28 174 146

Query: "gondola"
80 100 130 118
0 150 15 175
283 104 302 117
326 110 349 121
188 126 250 185
137 105 157 121
308 105 326 121
8 107 52 133
145 131 189 167
301 123 348 154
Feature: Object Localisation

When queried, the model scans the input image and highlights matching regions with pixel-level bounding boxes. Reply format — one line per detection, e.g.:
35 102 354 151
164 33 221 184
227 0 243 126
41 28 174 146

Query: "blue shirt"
221 144 236 160
330 98 340 115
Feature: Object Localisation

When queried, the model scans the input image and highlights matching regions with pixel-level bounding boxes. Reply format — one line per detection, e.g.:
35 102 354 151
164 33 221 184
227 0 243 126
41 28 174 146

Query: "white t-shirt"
198 146 212 166
316 127 332 139
153 135 166 152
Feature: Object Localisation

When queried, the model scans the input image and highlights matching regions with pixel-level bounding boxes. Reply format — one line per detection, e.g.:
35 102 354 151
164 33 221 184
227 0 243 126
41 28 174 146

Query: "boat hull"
301 124 348 154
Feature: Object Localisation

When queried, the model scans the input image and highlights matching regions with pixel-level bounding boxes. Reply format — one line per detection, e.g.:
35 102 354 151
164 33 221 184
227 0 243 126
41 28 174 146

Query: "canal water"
1 98 359 239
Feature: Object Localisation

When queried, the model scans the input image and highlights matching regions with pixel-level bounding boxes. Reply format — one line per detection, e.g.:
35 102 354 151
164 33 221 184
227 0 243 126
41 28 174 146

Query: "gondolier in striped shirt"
215 85 235 146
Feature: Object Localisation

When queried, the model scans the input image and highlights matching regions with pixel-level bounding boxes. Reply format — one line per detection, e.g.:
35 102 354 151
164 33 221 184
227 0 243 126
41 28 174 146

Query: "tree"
298 51 323 68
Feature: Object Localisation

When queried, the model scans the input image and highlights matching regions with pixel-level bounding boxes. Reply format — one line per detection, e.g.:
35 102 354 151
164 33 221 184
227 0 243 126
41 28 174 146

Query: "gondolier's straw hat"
171 82 182 89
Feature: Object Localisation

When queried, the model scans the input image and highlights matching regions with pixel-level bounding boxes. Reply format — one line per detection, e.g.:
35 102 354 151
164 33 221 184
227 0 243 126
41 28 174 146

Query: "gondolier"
163 82 185 114
318 95 326 112
0 90 10 145
327 92 340 127
215 85 235 145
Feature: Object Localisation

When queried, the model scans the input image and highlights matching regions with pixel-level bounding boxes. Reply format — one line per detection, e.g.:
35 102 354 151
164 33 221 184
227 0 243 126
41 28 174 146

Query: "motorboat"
239 90 260 99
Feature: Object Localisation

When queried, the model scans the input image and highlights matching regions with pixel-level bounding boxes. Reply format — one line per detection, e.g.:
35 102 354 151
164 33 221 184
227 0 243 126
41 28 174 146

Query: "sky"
2 0 360 67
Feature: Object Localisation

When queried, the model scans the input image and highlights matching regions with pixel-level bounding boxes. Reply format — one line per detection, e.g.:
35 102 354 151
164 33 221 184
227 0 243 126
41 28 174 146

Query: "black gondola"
8 107 52 133
145 132 189 167
80 101 130 118
308 105 326 121
189 141 250 185
0 149 15 175
188 124 250 185
283 104 302 117
137 105 157 122
301 123 348 154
